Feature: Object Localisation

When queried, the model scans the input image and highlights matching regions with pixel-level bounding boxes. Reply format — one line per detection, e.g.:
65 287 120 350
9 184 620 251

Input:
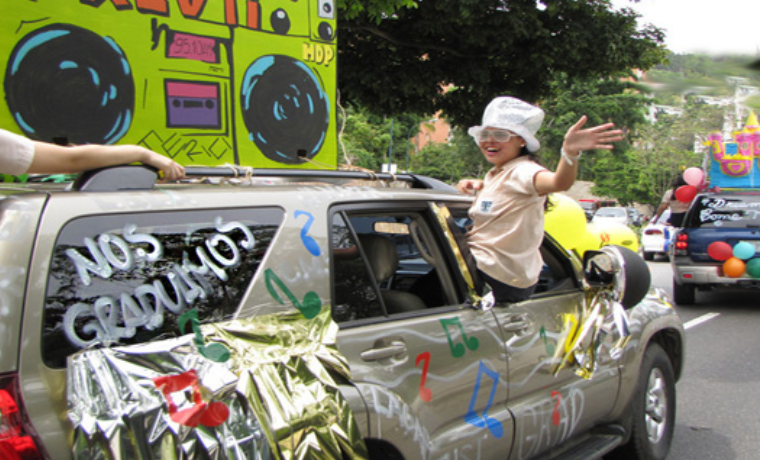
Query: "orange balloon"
723 257 746 278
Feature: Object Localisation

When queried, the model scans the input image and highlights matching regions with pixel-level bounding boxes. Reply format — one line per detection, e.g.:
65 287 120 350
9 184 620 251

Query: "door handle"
501 313 532 333
360 341 407 361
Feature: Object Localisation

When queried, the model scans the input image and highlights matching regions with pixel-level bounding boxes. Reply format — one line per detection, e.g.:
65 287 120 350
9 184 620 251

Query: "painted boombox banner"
1 0 337 168
706 112 760 189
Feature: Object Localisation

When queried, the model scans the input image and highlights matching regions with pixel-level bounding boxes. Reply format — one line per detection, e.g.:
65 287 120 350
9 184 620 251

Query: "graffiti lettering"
699 209 744 223
62 218 255 347
368 385 431 460
516 388 585 460
302 42 335 65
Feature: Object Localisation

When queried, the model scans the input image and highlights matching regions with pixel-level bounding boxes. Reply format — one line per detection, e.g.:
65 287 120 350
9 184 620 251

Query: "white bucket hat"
468 96 545 152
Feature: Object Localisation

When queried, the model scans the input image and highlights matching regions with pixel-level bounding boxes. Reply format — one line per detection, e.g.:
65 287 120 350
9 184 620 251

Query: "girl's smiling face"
477 128 524 168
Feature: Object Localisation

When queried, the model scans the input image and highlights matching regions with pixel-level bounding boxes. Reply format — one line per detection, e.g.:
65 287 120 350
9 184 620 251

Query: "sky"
610 0 760 56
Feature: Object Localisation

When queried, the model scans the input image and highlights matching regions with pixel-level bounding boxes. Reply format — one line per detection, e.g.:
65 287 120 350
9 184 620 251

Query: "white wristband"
561 149 582 166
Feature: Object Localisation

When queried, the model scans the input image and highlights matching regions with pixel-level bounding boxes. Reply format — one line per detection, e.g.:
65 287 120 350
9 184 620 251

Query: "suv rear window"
685 193 760 228
43 208 283 368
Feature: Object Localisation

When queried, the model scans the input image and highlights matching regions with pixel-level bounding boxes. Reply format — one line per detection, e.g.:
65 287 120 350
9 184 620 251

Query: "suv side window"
331 206 461 324
43 208 283 368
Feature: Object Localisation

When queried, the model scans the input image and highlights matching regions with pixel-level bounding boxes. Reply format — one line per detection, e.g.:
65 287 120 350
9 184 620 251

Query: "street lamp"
406 118 437 172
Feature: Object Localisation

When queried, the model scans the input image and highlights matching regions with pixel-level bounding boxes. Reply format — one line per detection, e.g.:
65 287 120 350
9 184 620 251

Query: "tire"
610 344 676 460
672 278 695 305
642 251 654 261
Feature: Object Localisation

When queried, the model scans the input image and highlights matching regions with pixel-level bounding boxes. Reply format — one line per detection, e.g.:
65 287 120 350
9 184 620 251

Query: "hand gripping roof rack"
71 165 458 192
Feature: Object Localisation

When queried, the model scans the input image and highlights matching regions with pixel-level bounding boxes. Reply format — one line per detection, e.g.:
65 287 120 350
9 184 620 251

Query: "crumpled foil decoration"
552 291 631 379
67 309 368 460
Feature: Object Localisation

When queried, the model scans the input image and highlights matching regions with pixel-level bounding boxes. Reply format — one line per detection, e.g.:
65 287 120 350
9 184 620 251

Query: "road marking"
684 312 721 330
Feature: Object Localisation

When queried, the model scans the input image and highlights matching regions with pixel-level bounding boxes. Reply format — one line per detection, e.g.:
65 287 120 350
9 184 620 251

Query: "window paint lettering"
62 217 255 348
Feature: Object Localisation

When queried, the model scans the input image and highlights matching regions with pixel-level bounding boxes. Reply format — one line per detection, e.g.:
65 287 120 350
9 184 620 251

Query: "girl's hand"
457 179 484 195
562 115 623 155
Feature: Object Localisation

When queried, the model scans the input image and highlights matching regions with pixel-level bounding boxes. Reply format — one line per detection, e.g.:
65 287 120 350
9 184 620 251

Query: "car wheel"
642 251 654 261
672 279 695 305
609 344 676 460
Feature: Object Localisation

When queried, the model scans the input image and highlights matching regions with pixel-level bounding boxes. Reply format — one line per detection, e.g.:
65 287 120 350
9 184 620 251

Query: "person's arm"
534 116 622 195
27 142 185 181
457 178 484 195
652 201 669 224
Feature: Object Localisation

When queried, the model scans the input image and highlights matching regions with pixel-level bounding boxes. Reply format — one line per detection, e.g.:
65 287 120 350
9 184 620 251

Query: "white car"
592 206 630 226
641 209 673 261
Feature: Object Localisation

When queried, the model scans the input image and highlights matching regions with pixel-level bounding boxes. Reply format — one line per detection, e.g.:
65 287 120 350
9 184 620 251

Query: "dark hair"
673 174 687 188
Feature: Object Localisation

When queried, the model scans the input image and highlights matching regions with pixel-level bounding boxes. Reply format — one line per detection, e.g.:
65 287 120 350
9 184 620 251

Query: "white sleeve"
0 128 35 175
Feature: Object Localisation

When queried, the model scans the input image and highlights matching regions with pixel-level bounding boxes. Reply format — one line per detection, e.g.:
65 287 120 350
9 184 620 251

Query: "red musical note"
551 391 562 426
415 352 433 402
153 369 230 427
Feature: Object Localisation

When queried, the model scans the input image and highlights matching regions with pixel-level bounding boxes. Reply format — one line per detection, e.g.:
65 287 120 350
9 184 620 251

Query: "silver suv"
0 166 684 460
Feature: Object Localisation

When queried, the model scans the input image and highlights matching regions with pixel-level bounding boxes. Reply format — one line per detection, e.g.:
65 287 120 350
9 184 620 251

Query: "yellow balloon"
544 194 588 252
592 221 640 253
574 223 605 258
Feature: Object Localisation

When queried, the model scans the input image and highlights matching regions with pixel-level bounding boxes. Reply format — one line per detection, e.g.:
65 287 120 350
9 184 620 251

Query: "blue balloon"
733 241 756 260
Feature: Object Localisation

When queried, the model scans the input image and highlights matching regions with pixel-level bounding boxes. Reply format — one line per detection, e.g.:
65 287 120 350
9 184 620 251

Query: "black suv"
671 190 760 304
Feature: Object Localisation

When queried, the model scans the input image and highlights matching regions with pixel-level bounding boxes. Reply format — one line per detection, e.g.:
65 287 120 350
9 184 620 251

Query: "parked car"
592 206 631 226
672 190 760 305
0 166 684 460
627 207 643 227
641 209 673 261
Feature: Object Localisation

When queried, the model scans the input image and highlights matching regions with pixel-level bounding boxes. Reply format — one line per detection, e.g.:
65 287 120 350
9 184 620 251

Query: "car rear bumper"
673 261 760 287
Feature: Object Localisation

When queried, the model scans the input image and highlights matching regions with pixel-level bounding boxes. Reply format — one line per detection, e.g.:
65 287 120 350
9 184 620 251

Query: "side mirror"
583 245 651 309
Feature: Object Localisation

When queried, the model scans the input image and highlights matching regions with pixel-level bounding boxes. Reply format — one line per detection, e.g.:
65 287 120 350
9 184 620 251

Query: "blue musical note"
295 210 321 256
464 360 504 438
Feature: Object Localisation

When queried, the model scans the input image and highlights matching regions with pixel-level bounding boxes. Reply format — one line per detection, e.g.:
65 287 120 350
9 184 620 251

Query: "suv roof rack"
71 165 459 193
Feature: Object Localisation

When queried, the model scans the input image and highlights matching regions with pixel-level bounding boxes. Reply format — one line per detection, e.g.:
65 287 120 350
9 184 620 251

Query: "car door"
495 237 621 460
331 203 514 460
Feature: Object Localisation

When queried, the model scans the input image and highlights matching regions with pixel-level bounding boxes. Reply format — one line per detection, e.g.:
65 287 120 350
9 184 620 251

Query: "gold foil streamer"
552 291 632 379
67 308 368 460
431 203 482 305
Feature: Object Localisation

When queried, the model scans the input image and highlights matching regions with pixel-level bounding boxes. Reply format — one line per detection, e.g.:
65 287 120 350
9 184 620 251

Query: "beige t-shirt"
467 157 547 288
0 128 35 175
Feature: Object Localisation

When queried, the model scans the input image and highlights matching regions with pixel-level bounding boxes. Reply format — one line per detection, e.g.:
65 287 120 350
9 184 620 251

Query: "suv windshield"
685 193 760 228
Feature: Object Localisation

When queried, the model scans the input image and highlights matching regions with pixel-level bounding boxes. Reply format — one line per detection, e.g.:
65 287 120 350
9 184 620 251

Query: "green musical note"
440 316 479 358
178 308 230 363
540 326 556 355
265 268 322 319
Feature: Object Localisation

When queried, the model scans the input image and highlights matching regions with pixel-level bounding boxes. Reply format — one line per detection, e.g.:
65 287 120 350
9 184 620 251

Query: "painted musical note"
295 210 321 256
264 268 322 319
415 352 433 402
178 308 230 363
463 361 504 438
152 369 230 427
551 391 562 426
440 316 480 358
540 326 556 355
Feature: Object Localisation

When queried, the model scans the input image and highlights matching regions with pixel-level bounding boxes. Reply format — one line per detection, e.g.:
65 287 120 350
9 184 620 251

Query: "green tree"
337 0 666 125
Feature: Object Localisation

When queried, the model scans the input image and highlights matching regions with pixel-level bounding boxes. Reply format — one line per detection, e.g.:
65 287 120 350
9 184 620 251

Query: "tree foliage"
337 0 666 125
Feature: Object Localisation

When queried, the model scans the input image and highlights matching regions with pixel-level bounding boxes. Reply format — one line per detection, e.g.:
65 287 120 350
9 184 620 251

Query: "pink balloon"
707 241 733 261
675 185 697 203
683 167 704 187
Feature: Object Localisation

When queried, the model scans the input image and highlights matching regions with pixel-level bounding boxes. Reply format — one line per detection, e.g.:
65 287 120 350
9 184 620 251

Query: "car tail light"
644 228 663 236
674 233 689 255
0 373 45 460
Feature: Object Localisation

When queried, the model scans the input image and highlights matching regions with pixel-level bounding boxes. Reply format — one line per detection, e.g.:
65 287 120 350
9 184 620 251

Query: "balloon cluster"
674 167 706 203
707 241 760 278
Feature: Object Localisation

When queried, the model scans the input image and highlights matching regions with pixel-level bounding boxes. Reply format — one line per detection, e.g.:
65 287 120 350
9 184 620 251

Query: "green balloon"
746 258 760 279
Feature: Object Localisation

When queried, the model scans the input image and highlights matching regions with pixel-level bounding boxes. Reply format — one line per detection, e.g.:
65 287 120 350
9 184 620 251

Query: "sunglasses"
476 130 515 143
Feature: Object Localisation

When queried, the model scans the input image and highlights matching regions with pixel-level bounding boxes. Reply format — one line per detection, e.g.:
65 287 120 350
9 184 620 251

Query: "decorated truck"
671 112 760 304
